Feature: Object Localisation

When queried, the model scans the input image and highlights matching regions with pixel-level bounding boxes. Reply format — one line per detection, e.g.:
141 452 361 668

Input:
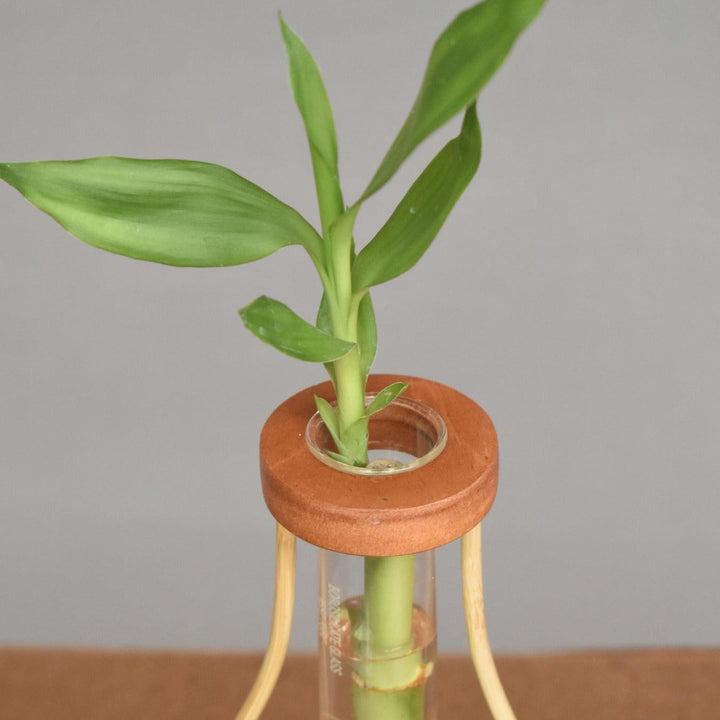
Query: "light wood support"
235 523 296 720
462 522 517 720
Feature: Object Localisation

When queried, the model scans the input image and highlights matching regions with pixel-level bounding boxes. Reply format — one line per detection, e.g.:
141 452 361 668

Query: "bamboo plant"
1 1 545 717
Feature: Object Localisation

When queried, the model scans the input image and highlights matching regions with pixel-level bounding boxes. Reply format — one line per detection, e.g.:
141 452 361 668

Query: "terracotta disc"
259 374 498 556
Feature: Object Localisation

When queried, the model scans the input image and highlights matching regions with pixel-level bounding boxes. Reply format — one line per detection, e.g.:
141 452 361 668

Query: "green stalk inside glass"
1 3 545 719
319 546 437 720
357 555 426 718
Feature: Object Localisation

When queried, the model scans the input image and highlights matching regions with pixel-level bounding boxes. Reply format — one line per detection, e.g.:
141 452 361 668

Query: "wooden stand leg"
462 522 517 720
235 523 296 720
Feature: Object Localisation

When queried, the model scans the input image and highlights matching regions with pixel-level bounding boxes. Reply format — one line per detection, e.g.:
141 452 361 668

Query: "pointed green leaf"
316 292 333 335
357 293 378 379
366 382 409 416
239 295 355 362
352 104 481 290
313 395 366 466
316 292 338 386
279 15 344 236
0 157 324 266
314 395 344 451
362 0 545 199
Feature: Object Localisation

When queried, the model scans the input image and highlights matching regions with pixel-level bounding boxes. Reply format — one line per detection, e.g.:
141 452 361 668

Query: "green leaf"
362 0 545 199
352 104 481 290
279 15 344 237
366 382 409 416
239 295 355 362
313 394 367 466
314 395 343 451
357 293 378 379
0 157 324 266
324 381 407 466
316 292 338 386
316 292 333 335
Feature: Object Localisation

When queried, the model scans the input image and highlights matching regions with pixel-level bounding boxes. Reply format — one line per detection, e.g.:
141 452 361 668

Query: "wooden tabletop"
1 648 718 719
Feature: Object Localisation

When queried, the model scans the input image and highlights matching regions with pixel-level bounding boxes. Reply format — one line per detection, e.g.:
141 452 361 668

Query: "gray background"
1 1 718 653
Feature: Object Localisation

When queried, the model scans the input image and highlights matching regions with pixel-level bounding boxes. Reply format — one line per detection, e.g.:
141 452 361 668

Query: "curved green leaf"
313 394 367 466
357 293 378 379
362 0 545 200
316 292 333 335
352 104 481 291
239 295 355 362
367 382 408 416
315 292 337 385
313 395 343 450
0 157 324 266
279 14 344 237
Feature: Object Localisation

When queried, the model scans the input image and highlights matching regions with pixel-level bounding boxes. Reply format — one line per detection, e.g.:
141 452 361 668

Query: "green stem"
352 555 423 719
326 226 368 465
333 350 367 447
365 554 416 658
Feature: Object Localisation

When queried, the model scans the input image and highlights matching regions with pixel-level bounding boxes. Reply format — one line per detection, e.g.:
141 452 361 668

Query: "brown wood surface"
260 374 498 556
1 648 718 719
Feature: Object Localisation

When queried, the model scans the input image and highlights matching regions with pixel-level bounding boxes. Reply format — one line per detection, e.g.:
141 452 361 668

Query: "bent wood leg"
235 522 296 720
462 522 517 720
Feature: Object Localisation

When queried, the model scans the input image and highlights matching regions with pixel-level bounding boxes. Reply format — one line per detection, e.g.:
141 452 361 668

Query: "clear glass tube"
308 394 445 720
319 549 437 720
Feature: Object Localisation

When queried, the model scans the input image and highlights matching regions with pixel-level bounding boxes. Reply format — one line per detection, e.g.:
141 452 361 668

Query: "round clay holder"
260 374 499 556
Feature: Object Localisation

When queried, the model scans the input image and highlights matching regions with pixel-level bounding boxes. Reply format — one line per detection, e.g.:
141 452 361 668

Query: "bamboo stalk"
235 522 296 720
461 522 517 720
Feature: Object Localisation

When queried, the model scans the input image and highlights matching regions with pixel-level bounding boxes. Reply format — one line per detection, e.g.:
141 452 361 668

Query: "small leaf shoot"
239 295 355 362
366 382 410 416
